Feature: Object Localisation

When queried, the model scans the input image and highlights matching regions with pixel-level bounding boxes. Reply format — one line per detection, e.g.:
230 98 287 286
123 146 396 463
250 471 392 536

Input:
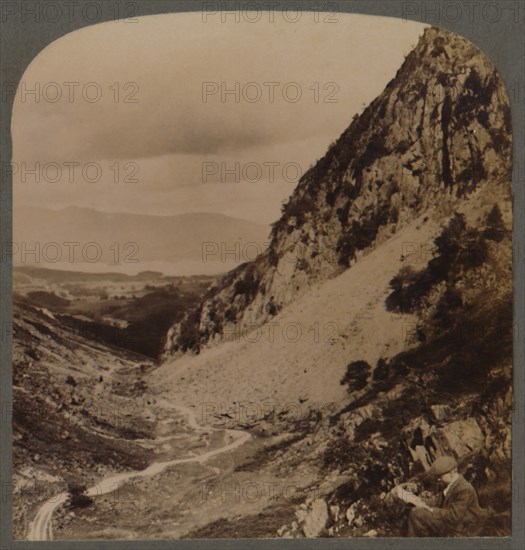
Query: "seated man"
391 456 488 536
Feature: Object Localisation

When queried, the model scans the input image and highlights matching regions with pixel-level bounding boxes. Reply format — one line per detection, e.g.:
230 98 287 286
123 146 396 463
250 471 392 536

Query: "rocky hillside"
152 25 513 538
164 26 511 356
283 200 512 537
12 300 156 539
166 186 512 538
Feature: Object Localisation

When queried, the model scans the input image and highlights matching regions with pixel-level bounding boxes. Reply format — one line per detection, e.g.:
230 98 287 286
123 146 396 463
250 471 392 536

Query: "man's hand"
391 485 404 499
404 482 419 493
391 485 433 511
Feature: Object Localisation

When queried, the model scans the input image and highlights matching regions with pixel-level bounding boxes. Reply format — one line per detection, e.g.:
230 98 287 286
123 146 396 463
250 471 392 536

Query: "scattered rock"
329 504 340 520
430 404 449 421
295 509 308 521
345 507 355 525
302 499 328 537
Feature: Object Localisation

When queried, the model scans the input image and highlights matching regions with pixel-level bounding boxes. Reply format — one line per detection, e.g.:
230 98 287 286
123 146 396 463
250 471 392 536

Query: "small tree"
340 360 371 392
68 483 93 508
484 205 506 242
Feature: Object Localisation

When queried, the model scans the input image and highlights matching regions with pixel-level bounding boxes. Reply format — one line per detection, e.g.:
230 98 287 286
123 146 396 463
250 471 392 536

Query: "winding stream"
27 404 251 541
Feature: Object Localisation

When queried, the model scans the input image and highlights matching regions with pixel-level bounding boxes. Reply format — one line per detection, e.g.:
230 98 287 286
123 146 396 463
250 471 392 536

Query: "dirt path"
27 403 251 541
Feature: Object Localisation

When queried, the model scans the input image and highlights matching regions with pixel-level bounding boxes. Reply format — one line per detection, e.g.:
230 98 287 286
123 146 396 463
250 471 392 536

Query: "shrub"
431 287 463 329
382 397 427 439
68 483 93 509
322 436 354 470
354 417 381 442
492 129 510 154
326 188 337 207
464 69 484 96
336 233 357 267
233 270 259 299
224 308 236 322
387 215 489 315
430 213 465 273
389 207 399 224
266 297 278 316
336 203 350 226
176 308 202 352
283 195 316 227
459 229 488 270
385 266 432 313
455 69 492 121
337 207 389 267
484 204 506 242
268 247 279 266
341 360 371 392
476 110 489 128
353 133 389 176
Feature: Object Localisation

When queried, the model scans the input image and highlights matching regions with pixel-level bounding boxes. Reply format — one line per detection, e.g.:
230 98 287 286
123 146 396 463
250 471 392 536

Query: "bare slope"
151 213 439 408
150 170 509 413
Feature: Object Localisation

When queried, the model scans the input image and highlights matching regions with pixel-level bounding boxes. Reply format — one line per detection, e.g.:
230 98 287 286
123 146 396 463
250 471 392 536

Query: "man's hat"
428 456 457 476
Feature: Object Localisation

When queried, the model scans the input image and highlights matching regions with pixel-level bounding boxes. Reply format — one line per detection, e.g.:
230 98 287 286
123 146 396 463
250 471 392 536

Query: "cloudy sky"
13 12 426 226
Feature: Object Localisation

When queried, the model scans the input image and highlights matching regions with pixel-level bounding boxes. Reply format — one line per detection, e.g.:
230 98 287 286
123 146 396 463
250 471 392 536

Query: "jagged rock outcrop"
405 417 485 470
164 26 511 356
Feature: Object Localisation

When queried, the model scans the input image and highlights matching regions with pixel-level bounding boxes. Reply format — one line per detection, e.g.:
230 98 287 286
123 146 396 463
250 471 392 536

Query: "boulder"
406 417 485 469
437 418 484 458
345 507 355 525
302 499 329 538
329 504 340 520
430 404 449 422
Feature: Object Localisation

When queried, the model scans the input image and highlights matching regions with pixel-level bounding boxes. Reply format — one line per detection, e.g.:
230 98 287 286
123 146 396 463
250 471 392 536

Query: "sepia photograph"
4 4 516 542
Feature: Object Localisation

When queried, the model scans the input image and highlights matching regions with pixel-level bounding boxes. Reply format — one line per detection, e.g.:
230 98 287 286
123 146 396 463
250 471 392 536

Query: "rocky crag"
164 26 511 356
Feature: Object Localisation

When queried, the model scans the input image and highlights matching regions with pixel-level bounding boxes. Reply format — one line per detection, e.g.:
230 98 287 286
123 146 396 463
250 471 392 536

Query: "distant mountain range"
13 206 270 275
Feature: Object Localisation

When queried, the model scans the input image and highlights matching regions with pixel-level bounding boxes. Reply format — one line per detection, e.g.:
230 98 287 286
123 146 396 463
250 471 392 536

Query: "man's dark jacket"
408 475 487 536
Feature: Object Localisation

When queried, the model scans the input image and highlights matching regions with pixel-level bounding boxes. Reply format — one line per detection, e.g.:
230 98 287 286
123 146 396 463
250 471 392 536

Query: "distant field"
14 266 215 359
